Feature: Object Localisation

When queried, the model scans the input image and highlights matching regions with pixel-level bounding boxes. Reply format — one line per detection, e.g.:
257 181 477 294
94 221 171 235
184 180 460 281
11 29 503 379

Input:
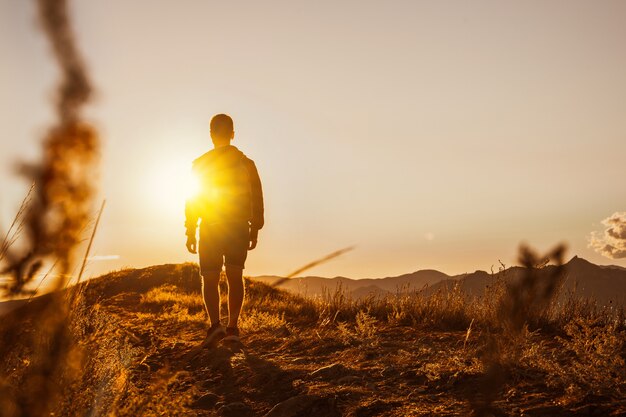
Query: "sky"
1 0 625 283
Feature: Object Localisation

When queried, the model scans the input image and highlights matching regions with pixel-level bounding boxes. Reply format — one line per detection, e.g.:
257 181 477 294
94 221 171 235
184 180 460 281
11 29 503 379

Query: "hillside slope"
1 263 625 416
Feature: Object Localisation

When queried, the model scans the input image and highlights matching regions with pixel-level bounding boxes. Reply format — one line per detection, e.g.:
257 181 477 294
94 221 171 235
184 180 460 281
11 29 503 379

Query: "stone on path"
218 401 253 417
263 394 340 417
310 363 351 380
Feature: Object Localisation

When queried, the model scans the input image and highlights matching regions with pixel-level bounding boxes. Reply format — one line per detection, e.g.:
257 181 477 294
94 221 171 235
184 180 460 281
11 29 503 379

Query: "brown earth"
1 263 625 416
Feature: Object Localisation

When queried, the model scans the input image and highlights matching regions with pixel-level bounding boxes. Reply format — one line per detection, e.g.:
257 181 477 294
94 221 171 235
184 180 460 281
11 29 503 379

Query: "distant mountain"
427 256 626 306
252 269 450 298
251 256 626 306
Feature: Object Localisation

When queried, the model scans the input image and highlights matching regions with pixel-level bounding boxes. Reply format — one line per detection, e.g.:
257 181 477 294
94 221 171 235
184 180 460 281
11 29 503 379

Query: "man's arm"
246 159 264 249
184 165 200 254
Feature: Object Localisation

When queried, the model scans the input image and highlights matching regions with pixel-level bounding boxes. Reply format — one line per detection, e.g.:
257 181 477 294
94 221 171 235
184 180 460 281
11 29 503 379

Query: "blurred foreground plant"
0 0 99 294
0 1 99 416
469 243 567 416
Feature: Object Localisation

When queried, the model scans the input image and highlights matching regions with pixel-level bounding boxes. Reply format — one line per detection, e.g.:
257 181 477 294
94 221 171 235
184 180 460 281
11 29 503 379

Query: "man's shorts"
198 221 249 275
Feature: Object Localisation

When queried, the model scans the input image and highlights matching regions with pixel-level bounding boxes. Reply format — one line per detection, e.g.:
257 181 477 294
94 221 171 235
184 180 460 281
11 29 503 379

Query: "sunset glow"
2 2 625 415
144 157 200 216
2 0 625 281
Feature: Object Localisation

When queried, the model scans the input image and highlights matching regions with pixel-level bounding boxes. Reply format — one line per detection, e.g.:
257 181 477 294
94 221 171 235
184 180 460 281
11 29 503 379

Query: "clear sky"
1 0 625 282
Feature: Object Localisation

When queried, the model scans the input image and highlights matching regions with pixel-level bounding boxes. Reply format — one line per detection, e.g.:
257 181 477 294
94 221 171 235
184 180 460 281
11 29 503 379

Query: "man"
185 114 264 346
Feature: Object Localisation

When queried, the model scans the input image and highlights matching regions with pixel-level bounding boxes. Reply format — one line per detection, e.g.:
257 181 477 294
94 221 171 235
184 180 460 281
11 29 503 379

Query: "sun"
143 156 199 215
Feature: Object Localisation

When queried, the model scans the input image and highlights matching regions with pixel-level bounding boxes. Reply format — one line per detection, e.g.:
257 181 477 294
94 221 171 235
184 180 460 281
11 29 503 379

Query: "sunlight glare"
144 156 199 215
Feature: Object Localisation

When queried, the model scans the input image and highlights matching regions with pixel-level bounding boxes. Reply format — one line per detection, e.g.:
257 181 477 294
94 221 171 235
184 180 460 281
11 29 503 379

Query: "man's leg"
201 270 221 326
224 265 244 328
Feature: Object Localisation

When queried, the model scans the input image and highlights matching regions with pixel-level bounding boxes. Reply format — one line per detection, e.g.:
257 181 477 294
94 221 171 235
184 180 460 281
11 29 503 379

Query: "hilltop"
1 263 625 416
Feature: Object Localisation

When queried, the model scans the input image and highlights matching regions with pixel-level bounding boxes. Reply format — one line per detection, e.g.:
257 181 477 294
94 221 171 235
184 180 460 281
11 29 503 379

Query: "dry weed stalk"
1 0 99 294
469 243 567 416
75 200 106 287
0 0 99 416
0 183 35 264
272 246 354 288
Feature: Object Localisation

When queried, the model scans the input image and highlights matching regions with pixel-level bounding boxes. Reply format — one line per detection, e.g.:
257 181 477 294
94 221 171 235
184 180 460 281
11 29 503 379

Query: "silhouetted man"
185 114 264 346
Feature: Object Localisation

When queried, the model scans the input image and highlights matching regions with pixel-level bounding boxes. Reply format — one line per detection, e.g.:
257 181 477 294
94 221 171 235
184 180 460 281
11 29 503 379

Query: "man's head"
210 114 234 147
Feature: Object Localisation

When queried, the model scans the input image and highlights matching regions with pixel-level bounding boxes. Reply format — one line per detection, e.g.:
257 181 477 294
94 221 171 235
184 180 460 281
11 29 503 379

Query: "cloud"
424 232 435 241
88 255 120 261
588 212 626 259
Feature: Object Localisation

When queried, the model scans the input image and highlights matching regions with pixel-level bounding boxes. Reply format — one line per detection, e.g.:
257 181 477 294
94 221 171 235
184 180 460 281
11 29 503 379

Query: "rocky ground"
2 263 625 416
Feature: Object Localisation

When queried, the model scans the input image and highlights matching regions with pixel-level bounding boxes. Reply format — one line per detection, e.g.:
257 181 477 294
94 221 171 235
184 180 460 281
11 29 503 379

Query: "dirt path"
4 264 623 416
93 273 624 417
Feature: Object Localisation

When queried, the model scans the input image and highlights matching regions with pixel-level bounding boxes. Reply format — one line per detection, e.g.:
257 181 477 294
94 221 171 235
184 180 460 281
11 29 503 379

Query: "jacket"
185 145 264 236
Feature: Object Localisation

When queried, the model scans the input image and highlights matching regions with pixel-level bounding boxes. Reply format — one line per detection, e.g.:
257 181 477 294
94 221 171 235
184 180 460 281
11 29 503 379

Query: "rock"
336 375 360 385
310 363 350 380
380 366 397 377
399 369 427 383
522 405 564 416
276 325 291 337
138 355 163 372
406 387 427 401
572 404 608 416
192 392 219 410
263 395 340 417
218 401 252 417
262 395 315 417
352 400 395 417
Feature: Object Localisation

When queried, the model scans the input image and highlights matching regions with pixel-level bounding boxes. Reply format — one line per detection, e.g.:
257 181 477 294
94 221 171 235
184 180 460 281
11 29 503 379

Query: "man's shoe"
222 326 240 343
202 323 226 347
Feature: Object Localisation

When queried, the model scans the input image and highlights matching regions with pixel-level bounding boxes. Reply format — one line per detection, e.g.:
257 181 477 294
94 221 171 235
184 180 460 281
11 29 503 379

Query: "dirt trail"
99 289 471 416
3 263 625 416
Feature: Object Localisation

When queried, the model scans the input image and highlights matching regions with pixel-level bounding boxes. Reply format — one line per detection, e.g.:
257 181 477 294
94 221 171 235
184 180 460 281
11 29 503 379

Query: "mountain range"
2 256 624 316
252 256 626 306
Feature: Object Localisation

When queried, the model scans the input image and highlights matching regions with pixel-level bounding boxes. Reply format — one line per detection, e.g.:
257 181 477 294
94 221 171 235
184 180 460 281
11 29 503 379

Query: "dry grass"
0 2 100 415
1 260 625 416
